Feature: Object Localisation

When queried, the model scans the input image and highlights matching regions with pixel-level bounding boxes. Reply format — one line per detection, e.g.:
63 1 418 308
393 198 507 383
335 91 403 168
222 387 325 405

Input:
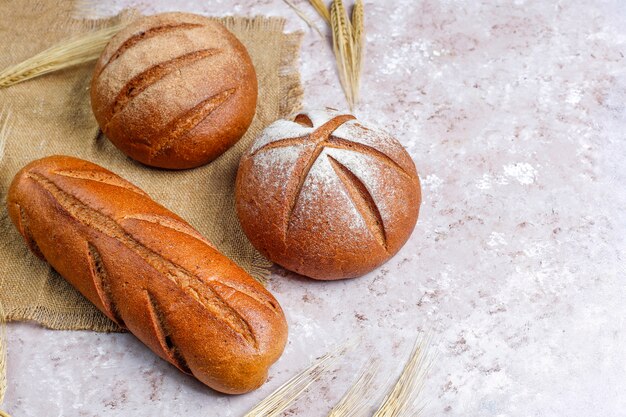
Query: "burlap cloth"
0 0 303 333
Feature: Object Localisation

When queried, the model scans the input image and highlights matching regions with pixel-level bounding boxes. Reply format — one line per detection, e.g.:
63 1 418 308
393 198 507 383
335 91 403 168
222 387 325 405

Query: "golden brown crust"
7 156 287 394
235 109 421 280
90 12 258 169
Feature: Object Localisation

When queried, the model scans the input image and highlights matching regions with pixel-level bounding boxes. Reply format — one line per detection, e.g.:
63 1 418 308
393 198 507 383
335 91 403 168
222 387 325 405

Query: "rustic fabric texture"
0 0 303 333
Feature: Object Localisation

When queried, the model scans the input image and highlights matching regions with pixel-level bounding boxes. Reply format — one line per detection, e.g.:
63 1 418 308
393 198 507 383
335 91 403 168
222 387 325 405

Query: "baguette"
7 155 287 394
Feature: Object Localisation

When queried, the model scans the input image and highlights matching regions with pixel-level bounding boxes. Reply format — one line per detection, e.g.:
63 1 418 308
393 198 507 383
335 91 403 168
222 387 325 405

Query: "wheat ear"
330 0 355 108
327 357 380 417
350 0 364 104
244 343 349 417
372 334 435 417
0 23 125 88
309 0 332 23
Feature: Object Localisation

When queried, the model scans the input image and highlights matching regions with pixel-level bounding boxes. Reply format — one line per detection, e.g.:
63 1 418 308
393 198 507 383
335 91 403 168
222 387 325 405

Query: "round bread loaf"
90 12 257 169
235 109 421 280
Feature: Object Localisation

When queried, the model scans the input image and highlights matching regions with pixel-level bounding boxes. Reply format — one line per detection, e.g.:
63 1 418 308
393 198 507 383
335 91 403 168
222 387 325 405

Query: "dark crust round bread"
235 109 421 280
90 12 258 169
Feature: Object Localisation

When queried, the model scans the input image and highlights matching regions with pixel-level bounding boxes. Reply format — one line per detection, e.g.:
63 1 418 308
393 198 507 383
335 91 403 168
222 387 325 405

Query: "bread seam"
122 213 216 249
122 214 279 314
212 280 281 316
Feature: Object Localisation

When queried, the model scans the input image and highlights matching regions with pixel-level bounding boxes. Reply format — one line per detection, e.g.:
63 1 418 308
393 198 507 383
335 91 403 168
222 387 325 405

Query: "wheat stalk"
372 334 434 417
0 23 125 89
244 343 349 417
327 357 380 417
308 0 332 23
284 0 324 36
0 107 10 165
326 0 364 110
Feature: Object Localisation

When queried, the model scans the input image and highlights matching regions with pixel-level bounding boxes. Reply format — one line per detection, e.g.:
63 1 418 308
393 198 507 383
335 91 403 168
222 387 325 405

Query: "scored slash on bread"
143 289 193 374
108 48 222 119
87 242 126 327
94 22 205 78
147 88 237 158
327 155 387 248
236 108 421 280
53 168 148 196
8 156 287 394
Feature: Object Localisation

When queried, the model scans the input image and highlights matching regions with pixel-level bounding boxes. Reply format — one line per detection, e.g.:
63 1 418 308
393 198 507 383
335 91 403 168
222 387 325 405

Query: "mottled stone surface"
4 0 626 416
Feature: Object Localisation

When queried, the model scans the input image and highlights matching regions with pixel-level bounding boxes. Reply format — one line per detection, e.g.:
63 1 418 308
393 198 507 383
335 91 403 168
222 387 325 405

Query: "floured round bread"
235 109 421 280
90 12 257 169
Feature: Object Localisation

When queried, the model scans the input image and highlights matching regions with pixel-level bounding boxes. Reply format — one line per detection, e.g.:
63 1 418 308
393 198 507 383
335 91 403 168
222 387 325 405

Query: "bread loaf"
90 12 257 169
7 156 287 394
235 109 421 280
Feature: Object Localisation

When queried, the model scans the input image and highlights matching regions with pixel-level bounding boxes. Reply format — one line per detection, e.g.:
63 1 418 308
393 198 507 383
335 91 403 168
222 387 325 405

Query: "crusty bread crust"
90 13 258 169
8 155 287 394
236 109 421 280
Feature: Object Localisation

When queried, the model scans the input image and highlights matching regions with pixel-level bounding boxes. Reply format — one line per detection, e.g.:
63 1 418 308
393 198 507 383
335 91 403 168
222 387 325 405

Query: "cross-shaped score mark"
248 114 416 250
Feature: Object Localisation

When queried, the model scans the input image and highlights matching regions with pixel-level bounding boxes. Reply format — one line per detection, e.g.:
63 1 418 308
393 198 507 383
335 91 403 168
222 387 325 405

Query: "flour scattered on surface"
523 241 552 257
476 173 509 189
476 174 493 190
422 174 444 190
566 88 583 105
503 163 537 185
487 232 508 247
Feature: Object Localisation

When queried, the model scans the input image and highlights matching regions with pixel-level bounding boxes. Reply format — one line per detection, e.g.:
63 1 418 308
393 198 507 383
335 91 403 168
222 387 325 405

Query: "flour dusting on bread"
237 108 421 279
242 108 404 232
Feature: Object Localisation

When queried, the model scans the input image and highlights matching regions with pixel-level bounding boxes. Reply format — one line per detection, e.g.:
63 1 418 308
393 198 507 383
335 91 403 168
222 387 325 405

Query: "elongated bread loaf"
7 155 287 394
